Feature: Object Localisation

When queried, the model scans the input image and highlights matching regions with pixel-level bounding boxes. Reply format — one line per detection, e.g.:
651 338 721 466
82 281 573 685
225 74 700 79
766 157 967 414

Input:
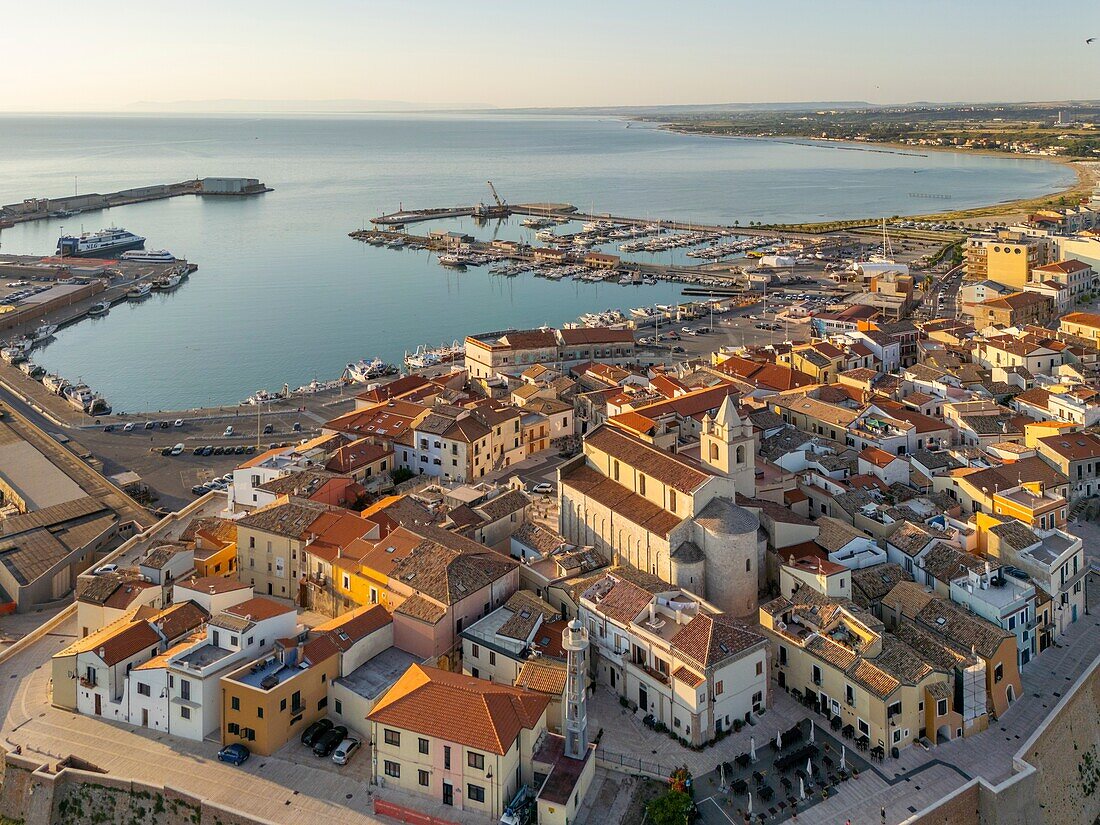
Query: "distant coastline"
655 124 1096 224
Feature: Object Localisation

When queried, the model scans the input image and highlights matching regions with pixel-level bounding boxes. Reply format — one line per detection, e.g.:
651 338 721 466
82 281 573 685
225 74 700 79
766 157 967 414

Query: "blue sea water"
0 113 1075 410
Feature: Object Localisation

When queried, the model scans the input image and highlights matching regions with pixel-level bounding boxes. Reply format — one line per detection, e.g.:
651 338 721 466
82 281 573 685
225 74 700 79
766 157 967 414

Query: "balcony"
626 657 670 687
79 675 97 689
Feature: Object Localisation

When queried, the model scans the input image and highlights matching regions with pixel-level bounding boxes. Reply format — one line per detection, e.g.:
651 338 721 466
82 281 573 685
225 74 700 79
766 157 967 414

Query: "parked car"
213 446 224 455
301 718 334 747
174 419 184 427
161 447 173 456
220 473 233 483
103 424 115 432
192 446 204 455
531 482 554 495
93 563 119 576
292 422 302 432
244 445 255 454
170 443 185 456
313 725 348 757
123 422 135 432
160 421 170 429
191 485 207 495
262 424 274 435
223 426 234 437
202 481 221 491
201 445 214 456
144 421 155 430
234 445 246 454
332 737 361 765
217 744 250 766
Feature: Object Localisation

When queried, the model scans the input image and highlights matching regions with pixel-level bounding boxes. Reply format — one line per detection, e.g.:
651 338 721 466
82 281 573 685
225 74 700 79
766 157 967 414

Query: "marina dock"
0 177 271 226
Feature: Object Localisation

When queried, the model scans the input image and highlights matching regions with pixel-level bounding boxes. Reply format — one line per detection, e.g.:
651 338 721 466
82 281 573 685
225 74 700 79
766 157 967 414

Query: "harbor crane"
487 180 506 209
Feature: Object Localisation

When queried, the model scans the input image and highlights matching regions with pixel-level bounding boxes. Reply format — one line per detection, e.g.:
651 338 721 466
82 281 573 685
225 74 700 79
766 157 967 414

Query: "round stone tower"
693 497 760 617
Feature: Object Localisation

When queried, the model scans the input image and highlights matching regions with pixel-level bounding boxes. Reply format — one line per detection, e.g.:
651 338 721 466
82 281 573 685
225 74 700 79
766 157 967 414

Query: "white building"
126 597 298 740
579 569 768 746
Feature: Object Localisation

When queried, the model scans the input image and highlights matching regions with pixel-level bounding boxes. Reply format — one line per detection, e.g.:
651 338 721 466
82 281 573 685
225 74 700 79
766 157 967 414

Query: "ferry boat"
57 227 145 257
127 283 153 299
32 324 57 342
120 249 176 263
345 358 398 383
87 301 110 316
42 373 69 394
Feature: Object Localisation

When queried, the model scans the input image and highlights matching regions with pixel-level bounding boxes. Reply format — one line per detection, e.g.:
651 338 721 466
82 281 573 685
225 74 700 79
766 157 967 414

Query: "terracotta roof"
313 604 392 648
584 425 713 494
369 664 550 755
859 446 900 469
176 575 252 595
673 666 704 687
670 613 764 668
389 535 518 605
237 499 329 539
1037 432 1100 461
93 620 162 666
561 463 682 538
224 597 295 622
558 327 633 345
515 660 568 695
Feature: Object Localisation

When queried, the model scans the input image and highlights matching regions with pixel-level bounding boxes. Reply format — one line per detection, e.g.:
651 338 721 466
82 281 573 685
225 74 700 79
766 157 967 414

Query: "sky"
2 0 1099 112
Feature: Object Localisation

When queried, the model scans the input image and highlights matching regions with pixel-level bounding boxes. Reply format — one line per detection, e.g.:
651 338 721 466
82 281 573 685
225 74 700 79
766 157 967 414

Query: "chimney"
98 646 106 660
297 640 305 664
648 602 656 623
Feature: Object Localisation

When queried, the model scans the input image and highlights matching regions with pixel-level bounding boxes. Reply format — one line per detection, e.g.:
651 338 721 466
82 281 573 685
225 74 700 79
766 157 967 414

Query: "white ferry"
120 249 176 263
57 227 145 257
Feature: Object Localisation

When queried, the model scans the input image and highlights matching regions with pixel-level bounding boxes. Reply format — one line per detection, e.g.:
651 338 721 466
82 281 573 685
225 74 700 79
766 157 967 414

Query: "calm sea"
0 114 1075 411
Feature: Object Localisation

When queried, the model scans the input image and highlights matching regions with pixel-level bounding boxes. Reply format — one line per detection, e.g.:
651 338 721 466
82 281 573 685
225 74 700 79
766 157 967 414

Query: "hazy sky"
4 0 1099 111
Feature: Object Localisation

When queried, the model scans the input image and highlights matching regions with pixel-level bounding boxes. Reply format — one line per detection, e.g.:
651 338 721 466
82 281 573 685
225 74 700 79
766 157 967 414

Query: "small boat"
386 238 407 249
19 362 45 378
245 389 278 405
1 346 27 364
438 254 467 269
32 324 57 342
152 273 181 290
87 301 110 316
120 249 176 263
127 283 153 299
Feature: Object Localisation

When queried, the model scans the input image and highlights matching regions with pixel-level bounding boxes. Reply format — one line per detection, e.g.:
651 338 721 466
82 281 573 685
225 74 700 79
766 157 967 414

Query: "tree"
647 790 694 825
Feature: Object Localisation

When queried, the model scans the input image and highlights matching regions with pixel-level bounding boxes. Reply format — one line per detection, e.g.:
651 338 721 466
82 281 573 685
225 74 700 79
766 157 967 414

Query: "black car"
213 446 224 455
103 424 115 432
201 445 214 456
160 447 173 456
313 725 348 757
234 445 246 454
301 718 334 747
292 422 301 433
263 424 274 435
160 421 170 429
245 445 256 454
192 447 204 455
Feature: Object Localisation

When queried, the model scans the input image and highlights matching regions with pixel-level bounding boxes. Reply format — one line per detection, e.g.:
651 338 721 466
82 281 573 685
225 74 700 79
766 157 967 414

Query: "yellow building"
965 231 1050 287
1059 311 1100 343
220 635 340 756
369 664 551 818
190 518 238 578
991 481 1067 531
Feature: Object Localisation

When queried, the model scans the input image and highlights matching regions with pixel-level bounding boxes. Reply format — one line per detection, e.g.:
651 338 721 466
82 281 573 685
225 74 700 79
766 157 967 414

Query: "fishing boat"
1 345 27 364
127 283 153 299
152 273 182 290
87 301 110 316
32 324 57 342
404 341 462 370
42 373 69 394
18 362 45 378
345 358 398 383
245 389 278 405
438 254 467 269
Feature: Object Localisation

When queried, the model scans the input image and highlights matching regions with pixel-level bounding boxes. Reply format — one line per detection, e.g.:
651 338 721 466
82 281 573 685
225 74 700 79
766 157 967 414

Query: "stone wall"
0 749 274 825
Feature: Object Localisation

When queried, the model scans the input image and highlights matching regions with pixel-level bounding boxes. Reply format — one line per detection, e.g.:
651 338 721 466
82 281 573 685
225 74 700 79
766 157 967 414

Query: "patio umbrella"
776 730 782 749
799 777 806 800
750 736 756 762
840 745 847 772
806 757 813 776
747 792 753 816
809 720 815 744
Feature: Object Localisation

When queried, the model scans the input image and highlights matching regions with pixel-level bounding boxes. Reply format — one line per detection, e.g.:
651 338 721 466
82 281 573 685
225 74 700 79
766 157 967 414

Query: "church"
558 396 763 616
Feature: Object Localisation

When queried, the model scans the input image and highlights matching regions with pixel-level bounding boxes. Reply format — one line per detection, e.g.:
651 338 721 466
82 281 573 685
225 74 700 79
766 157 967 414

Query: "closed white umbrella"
809 720 815 744
776 730 782 749
806 757 813 777
840 745 847 772
750 736 757 762
799 777 806 800
747 792 753 816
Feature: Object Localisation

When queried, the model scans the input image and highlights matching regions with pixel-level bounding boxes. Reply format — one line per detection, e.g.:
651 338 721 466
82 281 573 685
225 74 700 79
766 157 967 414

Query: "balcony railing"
627 658 670 687
79 675 97 689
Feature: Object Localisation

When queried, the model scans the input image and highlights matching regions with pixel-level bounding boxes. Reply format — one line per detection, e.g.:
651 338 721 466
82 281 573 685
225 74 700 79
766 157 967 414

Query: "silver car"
332 736 360 765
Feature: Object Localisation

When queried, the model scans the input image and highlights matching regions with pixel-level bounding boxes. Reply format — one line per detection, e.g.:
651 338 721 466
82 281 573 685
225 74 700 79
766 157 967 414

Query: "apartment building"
579 569 768 746
235 498 330 599
964 231 1050 287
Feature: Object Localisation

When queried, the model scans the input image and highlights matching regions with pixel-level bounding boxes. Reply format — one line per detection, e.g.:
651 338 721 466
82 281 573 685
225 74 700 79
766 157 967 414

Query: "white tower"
562 619 589 759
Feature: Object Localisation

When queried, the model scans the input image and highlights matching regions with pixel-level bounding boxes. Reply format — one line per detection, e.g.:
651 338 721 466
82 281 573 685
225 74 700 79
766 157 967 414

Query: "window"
994 663 1003 683
418 770 430 787
418 737 429 755
812 665 822 686
384 761 401 779
468 752 484 770
471 644 480 660
845 684 855 706
180 679 191 701
937 699 948 716
334 699 342 715
370 587 378 604
257 707 264 719
755 661 763 676
638 474 646 496
444 746 451 770
384 729 400 746
669 490 677 512
489 651 496 666
180 707 191 720
715 680 724 696
467 784 485 803
280 698 287 711
231 697 240 711
317 697 327 711
231 635 238 646
858 719 869 737
888 701 901 718
137 682 150 697
342 574 350 590
613 460 620 481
